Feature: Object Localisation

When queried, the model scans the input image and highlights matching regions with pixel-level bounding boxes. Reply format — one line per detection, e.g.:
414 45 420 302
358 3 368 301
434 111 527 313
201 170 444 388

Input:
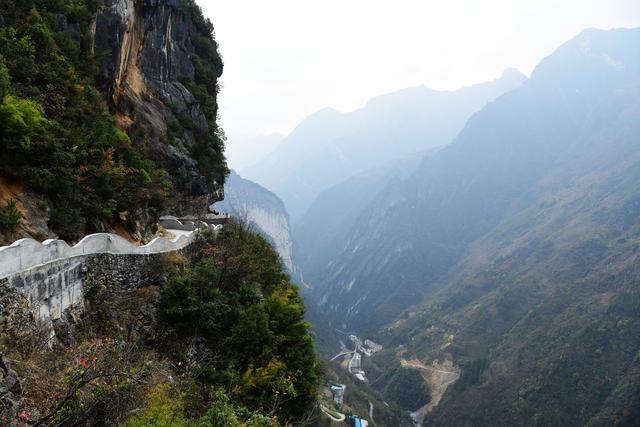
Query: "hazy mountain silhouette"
228 133 284 171
294 148 437 290
311 27 640 331
303 28 640 424
243 70 526 224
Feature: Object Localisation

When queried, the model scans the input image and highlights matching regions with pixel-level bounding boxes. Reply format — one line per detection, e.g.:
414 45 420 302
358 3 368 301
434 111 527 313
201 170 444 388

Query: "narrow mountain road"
320 405 346 422
330 350 353 361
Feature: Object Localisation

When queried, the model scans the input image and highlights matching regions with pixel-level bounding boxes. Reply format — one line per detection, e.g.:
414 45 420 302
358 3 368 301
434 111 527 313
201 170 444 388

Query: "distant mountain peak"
530 27 640 85
500 67 527 82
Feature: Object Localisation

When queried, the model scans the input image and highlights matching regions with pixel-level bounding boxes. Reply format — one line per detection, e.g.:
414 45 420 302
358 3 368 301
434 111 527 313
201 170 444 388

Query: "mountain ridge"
310 27 640 333
244 69 527 224
302 26 640 425
214 170 295 272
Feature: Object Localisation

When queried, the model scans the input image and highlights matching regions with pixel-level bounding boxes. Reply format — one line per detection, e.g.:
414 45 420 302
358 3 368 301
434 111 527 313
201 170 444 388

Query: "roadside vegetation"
0 199 22 232
0 221 321 425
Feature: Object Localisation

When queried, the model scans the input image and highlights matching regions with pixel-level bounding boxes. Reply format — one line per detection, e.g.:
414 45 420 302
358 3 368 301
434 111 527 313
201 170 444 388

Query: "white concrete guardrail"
0 219 223 343
0 220 221 279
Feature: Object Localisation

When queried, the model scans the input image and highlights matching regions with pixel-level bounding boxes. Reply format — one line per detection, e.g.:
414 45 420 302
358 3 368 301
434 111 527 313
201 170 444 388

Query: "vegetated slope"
214 170 295 272
245 70 526 224
397 85 640 425
0 0 226 243
310 28 640 340
1 222 320 425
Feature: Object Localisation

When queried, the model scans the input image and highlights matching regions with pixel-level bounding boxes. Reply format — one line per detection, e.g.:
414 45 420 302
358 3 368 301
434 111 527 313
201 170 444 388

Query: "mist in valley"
210 1 640 425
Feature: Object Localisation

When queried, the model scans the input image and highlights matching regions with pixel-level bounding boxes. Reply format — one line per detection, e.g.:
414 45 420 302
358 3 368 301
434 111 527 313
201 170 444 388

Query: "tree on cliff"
0 0 228 241
161 221 321 423
0 5 170 240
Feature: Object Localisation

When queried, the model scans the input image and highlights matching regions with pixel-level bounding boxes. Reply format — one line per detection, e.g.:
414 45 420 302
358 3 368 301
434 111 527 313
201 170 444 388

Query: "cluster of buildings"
325 334 378 425
362 339 382 355
345 335 383 382
349 352 366 381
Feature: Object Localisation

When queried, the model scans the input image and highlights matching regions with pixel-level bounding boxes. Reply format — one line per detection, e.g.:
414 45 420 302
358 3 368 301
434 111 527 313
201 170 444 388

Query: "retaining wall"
0 222 220 340
0 230 198 279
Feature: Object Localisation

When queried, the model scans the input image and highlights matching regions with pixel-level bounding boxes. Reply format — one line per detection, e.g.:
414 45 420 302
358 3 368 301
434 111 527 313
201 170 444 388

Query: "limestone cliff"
0 0 227 244
94 0 226 218
214 171 295 272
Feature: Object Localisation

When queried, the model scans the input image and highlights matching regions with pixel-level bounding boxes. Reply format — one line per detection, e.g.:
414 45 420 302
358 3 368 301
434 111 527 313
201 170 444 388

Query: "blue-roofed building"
348 415 368 427
330 383 346 405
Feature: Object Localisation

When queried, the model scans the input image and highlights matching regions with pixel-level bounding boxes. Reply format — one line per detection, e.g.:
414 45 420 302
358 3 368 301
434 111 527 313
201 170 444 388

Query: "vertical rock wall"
94 0 225 220
0 248 191 346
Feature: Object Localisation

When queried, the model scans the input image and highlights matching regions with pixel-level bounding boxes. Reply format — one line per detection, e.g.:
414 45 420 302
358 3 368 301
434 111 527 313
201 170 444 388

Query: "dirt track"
400 358 461 426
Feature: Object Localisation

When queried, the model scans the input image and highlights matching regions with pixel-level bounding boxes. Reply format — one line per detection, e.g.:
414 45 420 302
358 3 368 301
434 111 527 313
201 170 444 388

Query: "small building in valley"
330 384 346 405
349 415 369 427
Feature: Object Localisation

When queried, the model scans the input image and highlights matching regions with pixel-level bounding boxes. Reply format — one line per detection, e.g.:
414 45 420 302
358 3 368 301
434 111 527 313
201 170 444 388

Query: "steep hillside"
214 170 295 272
295 150 433 292
311 28 640 334
397 84 640 425
0 1 324 424
307 27 640 424
0 0 226 243
1 222 320 425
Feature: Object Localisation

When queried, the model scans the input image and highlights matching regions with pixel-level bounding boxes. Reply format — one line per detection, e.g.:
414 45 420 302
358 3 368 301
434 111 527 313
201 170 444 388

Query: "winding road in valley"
320 405 346 422
330 350 353 361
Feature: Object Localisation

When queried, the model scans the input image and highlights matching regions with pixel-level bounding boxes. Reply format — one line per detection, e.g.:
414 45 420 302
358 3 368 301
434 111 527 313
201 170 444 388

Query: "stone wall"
0 230 198 279
0 251 180 344
6 257 86 330
0 225 213 343
84 253 170 292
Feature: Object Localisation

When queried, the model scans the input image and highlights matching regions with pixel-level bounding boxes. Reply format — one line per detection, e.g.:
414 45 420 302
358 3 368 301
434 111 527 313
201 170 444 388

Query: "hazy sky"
198 0 640 168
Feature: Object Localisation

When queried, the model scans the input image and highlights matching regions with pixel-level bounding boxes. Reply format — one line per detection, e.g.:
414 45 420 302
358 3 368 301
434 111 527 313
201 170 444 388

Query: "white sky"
198 0 640 167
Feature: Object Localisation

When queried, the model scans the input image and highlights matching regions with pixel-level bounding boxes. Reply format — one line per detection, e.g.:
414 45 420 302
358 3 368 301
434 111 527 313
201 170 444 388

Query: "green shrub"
125 384 191 427
0 95 48 149
161 222 320 423
0 199 22 231
125 385 278 427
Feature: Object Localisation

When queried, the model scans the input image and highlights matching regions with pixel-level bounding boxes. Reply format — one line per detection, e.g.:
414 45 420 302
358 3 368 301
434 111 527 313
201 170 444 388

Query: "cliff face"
95 0 226 217
214 171 295 272
0 0 226 244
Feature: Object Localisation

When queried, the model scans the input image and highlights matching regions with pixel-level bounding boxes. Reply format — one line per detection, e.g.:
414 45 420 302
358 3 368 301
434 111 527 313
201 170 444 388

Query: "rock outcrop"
214 171 295 272
94 0 226 226
0 353 22 422
0 1 227 244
